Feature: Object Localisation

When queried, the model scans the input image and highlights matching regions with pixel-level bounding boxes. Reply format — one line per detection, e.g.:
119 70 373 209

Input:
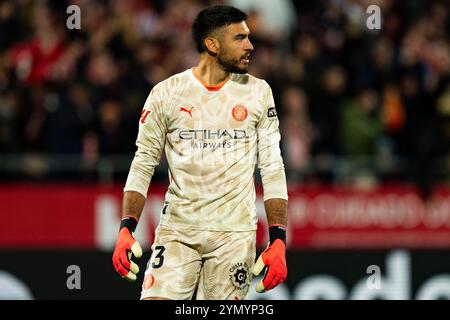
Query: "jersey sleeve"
256 82 288 201
124 84 168 198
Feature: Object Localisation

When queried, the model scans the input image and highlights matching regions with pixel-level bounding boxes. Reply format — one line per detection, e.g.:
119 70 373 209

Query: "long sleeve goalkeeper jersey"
124 68 288 231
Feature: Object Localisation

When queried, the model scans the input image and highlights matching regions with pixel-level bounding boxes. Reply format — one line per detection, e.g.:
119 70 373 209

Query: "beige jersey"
124 68 288 231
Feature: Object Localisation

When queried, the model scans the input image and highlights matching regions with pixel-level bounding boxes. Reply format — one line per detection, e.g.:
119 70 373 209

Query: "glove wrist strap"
120 215 138 233
269 224 286 245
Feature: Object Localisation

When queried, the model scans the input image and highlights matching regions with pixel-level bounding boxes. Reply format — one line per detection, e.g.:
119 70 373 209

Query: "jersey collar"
190 68 232 92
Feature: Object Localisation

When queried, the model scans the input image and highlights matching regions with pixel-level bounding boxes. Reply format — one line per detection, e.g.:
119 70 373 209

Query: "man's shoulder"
153 69 192 92
232 73 270 90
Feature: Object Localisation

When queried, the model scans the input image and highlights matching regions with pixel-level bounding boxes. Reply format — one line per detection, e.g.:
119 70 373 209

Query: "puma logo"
180 106 194 117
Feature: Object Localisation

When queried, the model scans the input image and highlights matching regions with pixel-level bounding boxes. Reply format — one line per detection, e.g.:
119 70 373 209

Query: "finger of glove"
115 257 138 282
255 267 276 293
114 260 129 277
128 253 140 275
117 244 142 271
112 248 130 271
264 274 283 292
255 279 266 293
124 270 137 282
131 240 142 258
118 251 131 270
252 254 266 276
261 268 277 291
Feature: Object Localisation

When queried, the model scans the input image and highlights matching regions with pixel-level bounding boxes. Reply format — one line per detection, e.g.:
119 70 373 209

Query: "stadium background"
0 0 449 299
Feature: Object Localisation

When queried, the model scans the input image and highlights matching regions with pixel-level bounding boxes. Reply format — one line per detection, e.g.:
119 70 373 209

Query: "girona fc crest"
232 105 248 121
143 273 155 290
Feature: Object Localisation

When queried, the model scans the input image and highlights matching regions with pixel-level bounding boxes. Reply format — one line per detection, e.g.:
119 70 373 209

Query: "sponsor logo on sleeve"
140 109 152 124
267 107 277 118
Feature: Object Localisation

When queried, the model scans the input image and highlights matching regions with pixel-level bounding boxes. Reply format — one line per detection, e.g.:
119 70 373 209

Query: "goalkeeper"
112 5 288 300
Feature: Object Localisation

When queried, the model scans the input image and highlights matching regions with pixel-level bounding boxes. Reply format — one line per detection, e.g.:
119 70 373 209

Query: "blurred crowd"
0 0 449 197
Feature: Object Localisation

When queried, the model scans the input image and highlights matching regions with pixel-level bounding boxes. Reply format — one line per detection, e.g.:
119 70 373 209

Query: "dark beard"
217 55 248 74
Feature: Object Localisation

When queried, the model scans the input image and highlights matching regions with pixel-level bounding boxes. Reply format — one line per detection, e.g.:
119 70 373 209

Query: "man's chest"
166 89 264 133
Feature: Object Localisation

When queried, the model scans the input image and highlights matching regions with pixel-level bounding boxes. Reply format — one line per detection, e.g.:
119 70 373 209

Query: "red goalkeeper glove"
112 216 142 281
252 224 287 293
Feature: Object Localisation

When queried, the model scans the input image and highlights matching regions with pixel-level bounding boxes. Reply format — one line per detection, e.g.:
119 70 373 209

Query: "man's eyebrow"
233 32 250 39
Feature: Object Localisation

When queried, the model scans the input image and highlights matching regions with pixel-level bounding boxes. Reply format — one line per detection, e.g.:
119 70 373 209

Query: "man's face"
216 21 254 74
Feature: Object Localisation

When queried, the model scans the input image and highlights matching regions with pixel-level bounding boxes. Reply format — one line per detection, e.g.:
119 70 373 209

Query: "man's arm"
111 191 145 282
113 84 167 281
122 191 146 222
123 84 167 199
253 198 288 293
265 198 288 227
252 82 288 293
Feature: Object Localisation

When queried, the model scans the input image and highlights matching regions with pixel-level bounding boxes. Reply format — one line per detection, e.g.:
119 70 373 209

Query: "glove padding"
252 239 287 293
112 227 142 281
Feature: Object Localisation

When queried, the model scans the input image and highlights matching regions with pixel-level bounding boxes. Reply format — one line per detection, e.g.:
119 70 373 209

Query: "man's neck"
193 55 231 86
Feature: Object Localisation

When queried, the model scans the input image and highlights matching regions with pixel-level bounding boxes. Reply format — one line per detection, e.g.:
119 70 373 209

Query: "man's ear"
204 37 220 56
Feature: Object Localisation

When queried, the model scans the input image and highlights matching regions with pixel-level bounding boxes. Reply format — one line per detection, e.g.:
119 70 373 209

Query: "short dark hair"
192 5 248 53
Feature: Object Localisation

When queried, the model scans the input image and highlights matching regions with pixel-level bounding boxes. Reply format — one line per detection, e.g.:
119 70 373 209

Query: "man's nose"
245 39 254 51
